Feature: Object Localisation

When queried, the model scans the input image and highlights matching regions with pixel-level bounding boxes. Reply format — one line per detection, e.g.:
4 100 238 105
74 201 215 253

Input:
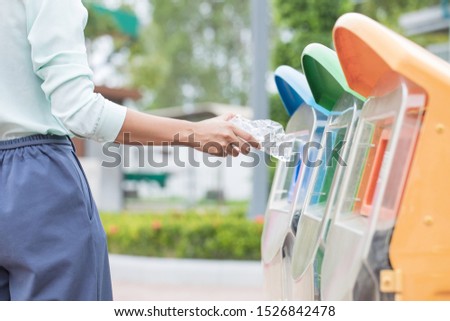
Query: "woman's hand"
189 113 260 157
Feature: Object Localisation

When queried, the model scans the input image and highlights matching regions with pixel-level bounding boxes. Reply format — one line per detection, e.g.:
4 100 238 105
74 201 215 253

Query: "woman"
0 0 257 300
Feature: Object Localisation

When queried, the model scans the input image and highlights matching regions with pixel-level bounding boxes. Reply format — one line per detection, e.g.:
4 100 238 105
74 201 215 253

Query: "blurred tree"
270 0 441 128
84 5 119 39
83 0 139 87
355 0 440 29
272 0 353 71
272 0 440 71
356 0 443 46
270 0 353 128
130 0 252 110
84 3 139 40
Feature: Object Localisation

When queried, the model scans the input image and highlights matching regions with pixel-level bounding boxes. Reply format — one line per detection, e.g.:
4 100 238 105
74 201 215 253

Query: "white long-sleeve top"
0 0 127 142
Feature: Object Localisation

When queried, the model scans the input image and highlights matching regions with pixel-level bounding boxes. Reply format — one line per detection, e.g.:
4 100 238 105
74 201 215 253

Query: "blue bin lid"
274 65 329 116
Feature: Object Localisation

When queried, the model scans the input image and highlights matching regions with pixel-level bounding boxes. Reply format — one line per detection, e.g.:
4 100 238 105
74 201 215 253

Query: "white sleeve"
24 0 127 142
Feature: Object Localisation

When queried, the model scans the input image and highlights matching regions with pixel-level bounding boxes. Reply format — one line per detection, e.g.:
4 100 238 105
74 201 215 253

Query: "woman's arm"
25 0 126 142
115 109 260 157
25 0 258 156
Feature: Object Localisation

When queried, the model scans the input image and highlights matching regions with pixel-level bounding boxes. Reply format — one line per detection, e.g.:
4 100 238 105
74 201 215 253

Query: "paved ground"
110 254 265 301
113 282 264 301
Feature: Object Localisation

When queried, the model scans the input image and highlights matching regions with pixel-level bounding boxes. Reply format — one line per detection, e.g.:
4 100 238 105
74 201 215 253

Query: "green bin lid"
301 43 365 112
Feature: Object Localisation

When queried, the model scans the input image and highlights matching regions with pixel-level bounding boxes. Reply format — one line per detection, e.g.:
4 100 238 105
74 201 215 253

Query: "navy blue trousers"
0 135 112 300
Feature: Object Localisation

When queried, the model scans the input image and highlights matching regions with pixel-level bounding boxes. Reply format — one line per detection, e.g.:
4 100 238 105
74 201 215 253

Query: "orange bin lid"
333 13 450 98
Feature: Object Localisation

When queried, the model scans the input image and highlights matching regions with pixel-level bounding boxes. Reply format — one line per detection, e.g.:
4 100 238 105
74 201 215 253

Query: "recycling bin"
321 13 450 301
262 66 328 300
290 44 365 301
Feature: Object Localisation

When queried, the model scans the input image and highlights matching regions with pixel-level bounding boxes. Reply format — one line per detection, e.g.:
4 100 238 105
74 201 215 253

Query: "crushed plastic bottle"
229 114 296 161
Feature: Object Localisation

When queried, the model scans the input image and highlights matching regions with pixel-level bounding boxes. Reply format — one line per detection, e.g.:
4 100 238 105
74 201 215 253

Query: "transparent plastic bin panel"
292 264 315 301
263 249 283 300
353 92 425 300
292 94 360 281
268 136 308 213
321 81 425 300
293 114 327 211
262 105 316 265
289 110 327 239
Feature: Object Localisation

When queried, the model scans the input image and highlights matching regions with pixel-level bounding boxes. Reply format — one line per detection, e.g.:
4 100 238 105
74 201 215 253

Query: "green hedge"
100 211 264 260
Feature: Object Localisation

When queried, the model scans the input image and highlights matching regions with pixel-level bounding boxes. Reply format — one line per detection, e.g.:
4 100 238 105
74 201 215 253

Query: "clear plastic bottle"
229 115 296 161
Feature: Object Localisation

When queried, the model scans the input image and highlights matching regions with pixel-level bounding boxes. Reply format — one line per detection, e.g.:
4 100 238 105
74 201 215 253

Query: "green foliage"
270 0 352 127
355 0 440 29
268 92 288 187
83 0 140 83
84 5 119 39
355 0 443 46
269 93 289 129
271 0 353 69
128 24 171 93
270 0 442 120
84 1 136 42
101 210 263 260
130 0 251 109
271 0 441 69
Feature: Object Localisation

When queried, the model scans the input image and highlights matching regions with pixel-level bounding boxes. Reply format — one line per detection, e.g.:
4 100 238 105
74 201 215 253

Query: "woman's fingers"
218 113 236 121
225 143 240 157
240 141 251 155
231 136 251 155
220 125 258 157
230 125 260 149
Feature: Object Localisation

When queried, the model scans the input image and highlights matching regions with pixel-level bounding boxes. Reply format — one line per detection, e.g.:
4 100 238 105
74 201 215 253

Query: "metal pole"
249 0 270 218
441 0 450 61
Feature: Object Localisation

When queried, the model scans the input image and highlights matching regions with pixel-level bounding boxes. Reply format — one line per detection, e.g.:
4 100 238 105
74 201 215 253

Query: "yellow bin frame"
333 13 450 300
